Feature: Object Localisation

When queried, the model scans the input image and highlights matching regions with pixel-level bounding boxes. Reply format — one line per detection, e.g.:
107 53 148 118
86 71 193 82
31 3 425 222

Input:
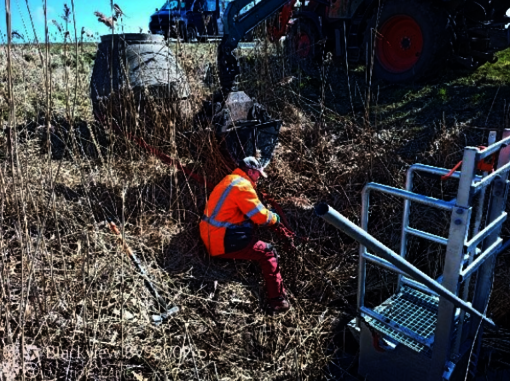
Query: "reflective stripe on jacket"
200 168 277 255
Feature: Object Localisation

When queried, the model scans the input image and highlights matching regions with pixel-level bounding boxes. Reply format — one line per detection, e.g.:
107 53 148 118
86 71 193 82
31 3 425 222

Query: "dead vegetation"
1 16 510 381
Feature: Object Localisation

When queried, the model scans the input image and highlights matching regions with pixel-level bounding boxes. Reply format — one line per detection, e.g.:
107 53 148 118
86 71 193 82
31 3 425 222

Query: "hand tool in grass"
108 222 179 325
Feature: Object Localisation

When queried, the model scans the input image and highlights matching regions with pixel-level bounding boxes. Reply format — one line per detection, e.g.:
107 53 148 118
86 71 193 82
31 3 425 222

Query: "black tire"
243 30 254 42
178 23 187 42
364 0 451 82
187 25 198 43
284 18 321 75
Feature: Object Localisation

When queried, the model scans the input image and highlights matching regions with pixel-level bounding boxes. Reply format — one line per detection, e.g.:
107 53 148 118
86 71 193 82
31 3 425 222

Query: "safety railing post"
356 187 370 327
429 146 477 380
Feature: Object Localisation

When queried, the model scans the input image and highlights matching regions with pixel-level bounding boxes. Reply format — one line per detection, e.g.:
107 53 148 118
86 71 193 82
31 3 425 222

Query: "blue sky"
1 0 167 43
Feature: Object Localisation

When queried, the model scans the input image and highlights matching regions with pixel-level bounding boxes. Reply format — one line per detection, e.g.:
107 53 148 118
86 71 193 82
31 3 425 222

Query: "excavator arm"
218 0 294 93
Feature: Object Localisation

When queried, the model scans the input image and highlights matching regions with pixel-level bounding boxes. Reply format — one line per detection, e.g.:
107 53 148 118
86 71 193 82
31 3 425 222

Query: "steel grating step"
365 286 439 354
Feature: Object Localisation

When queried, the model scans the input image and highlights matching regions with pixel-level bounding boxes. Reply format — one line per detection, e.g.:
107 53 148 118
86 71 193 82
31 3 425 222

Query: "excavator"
214 0 510 174
218 0 510 89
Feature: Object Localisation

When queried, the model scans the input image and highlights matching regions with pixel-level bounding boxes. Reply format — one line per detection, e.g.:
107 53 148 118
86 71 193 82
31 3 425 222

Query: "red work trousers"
216 241 285 299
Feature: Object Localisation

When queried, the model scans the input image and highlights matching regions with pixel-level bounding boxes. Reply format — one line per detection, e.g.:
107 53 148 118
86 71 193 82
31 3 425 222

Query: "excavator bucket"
213 91 282 167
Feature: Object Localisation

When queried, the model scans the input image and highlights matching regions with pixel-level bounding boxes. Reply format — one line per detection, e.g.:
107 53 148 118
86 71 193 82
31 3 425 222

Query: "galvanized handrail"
407 163 462 180
473 159 510 190
460 238 503 281
364 183 456 211
475 134 510 159
465 212 507 251
405 226 448 246
401 276 439 296
363 251 411 277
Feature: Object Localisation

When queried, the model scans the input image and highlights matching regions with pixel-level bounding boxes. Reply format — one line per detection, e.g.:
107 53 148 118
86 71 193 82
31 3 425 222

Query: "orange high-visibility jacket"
200 168 278 255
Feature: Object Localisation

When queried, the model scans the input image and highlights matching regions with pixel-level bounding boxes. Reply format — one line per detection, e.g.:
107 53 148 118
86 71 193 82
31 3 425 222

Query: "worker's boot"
268 297 290 314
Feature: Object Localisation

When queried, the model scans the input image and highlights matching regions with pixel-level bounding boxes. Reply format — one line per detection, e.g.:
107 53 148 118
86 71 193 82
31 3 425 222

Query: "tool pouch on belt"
224 226 254 253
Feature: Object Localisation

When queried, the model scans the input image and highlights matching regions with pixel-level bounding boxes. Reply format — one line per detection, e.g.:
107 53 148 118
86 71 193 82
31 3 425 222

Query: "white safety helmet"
241 156 268 178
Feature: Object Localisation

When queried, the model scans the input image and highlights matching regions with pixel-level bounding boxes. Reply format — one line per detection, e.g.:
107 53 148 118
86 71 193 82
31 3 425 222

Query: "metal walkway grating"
365 286 439 353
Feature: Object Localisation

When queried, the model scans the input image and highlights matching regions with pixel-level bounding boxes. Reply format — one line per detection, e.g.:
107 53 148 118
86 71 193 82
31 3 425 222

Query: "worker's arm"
235 182 278 226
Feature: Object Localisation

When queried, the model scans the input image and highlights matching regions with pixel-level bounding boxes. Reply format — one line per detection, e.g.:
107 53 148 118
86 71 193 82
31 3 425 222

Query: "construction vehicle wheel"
187 26 198 43
285 18 320 75
365 0 451 82
178 23 188 42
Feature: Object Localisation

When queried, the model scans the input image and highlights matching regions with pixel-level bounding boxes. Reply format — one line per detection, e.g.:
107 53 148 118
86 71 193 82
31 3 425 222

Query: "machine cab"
149 0 235 39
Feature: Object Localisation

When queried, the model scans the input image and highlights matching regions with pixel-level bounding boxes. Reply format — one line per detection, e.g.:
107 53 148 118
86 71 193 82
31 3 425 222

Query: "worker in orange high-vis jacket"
200 156 290 313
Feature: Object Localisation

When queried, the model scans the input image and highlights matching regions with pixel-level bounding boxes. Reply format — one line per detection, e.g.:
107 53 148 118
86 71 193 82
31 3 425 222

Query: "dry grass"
1 20 510 381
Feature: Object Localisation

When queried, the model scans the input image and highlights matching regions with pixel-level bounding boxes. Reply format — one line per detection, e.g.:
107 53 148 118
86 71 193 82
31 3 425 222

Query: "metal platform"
366 286 438 354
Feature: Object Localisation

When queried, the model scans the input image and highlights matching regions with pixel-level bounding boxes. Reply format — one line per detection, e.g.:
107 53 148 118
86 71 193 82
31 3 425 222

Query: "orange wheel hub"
377 15 423 73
